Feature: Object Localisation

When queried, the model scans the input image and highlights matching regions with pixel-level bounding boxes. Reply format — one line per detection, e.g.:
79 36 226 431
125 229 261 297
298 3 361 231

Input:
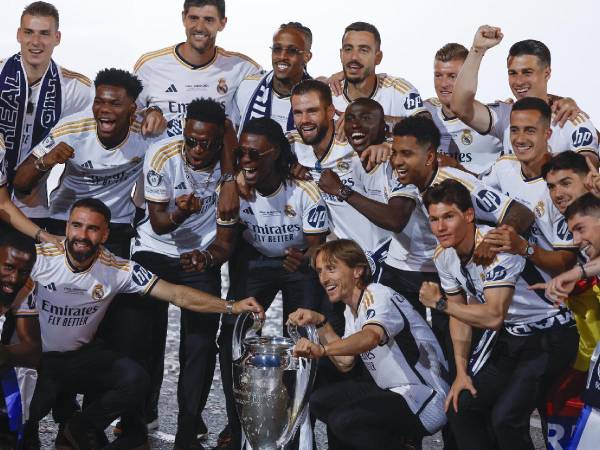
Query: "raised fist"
45 142 75 166
472 25 503 52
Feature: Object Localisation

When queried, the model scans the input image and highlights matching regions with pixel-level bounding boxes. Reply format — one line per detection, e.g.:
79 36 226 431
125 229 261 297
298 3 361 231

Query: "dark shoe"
197 416 208 441
102 434 149 450
63 413 104 450
211 424 232 449
173 440 207 450
55 424 73 450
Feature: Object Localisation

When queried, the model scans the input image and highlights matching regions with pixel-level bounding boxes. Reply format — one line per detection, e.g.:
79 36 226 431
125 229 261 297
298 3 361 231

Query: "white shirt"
238 180 328 257
386 167 514 272
134 45 262 131
290 133 390 256
487 101 599 156
133 136 223 257
343 283 448 433
30 242 158 352
332 74 426 117
434 225 570 327
425 98 503 174
0 59 94 218
480 154 577 253
32 110 165 224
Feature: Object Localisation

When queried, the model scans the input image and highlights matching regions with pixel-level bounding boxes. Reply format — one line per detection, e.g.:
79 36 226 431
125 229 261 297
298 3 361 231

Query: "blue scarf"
0 53 62 184
240 70 311 133
1 368 24 447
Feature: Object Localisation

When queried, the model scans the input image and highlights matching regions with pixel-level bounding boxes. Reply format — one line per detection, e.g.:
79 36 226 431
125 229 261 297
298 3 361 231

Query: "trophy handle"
232 312 263 360
277 324 319 448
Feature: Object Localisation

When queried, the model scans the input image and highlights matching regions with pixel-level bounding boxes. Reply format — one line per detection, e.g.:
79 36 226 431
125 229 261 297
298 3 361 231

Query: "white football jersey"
290 133 390 256
386 167 514 272
234 73 294 133
29 243 158 352
32 110 165 223
332 74 426 117
133 136 223 257
0 59 94 218
425 98 503 174
434 225 570 327
487 101 599 156
343 283 448 433
134 45 262 131
480 155 577 254
237 180 328 257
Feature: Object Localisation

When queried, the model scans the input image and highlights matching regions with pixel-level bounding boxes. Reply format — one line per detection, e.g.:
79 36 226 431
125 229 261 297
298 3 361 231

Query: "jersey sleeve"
12 278 38 318
133 60 152 110
391 80 426 117
486 102 512 140
143 144 173 203
62 79 94 117
433 251 463 295
482 251 524 290
300 182 329 234
478 159 502 190
29 114 81 159
362 287 405 342
567 115 599 156
120 262 159 296
550 207 578 250
389 180 419 200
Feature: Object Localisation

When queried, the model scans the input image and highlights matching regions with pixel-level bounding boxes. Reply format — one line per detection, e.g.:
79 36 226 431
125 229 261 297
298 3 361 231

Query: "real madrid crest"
217 78 229 94
336 160 350 172
534 201 545 218
461 130 473 146
284 205 296 217
92 284 104 300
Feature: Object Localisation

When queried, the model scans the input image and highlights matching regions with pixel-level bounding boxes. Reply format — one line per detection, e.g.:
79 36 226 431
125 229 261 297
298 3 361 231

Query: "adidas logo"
242 207 253 215
165 84 178 93
81 160 94 169
175 182 187 190
44 282 56 291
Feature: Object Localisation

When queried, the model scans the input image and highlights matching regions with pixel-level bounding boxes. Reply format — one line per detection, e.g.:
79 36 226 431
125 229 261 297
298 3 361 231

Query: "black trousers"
219 244 324 449
447 325 579 450
26 341 148 435
310 376 427 450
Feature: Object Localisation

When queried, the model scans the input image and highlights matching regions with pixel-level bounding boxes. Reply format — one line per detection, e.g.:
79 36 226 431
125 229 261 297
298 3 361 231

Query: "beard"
67 238 99 263
298 123 329 146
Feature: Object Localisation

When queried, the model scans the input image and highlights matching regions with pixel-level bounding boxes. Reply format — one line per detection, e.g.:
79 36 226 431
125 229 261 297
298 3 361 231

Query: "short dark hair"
291 79 332 107
240 118 297 182
423 179 473 212
508 39 551 68
312 239 372 289
393 116 441 150
70 198 111 224
0 232 36 263
564 192 600 222
542 151 591 180
22 1 59 29
279 22 313 50
511 96 552 126
186 98 226 130
435 43 469 62
94 69 143 102
343 22 381 49
183 0 225 18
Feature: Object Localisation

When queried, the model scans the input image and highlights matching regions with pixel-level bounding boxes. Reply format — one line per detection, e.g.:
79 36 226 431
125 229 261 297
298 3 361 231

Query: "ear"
545 126 552 141
465 207 475 224
101 225 110 245
16 28 22 45
544 66 551 82
352 266 364 283
425 147 437 166
181 10 186 25
128 101 137 123
326 103 336 121
375 49 383 66
55 30 61 45
304 50 313 65
218 16 227 32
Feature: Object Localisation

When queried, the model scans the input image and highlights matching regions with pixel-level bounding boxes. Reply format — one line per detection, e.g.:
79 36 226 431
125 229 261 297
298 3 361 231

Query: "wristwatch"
146 105 163 115
435 297 448 312
337 185 353 201
226 300 235 315
523 242 535 258
220 173 236 184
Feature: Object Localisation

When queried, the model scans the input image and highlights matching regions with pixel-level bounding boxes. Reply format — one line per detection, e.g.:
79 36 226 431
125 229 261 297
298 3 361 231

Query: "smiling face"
343 101 385 152
427 202 474 249
507 54 550 100
568 213 600 259
509 109 551 164
237 132 278 188
182 119 222 170
0 246 35 310
390 135 436 187
181 5 226 54
340 30 382 84
92 85 136 144
291 91 334 146
17 14 61 71
271 28 310 84
545 169 589 214
315 253 363 304
66 207 109 263
433 58 463 108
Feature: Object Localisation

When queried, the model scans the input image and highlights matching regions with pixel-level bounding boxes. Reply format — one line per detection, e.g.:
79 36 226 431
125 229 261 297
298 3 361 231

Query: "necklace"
180 144 217 198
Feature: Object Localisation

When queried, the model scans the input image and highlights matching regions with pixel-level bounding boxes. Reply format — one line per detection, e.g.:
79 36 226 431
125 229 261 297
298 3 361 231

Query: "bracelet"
169 212 182 226
320 343 327 357
203 249 214 268
34 228 43 243
316 316 328 329
34 156 50 172
578 261 588 280
220 173 236 184
146 105 163 116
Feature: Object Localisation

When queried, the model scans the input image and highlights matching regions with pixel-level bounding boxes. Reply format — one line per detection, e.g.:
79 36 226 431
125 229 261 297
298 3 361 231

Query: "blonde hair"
312 239 372 288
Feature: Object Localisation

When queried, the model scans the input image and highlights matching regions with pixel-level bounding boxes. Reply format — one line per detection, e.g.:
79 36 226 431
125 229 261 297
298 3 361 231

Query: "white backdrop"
2 0 599 120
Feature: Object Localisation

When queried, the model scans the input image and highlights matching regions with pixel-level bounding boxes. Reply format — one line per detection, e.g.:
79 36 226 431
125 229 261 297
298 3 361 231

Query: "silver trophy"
232 312 318 450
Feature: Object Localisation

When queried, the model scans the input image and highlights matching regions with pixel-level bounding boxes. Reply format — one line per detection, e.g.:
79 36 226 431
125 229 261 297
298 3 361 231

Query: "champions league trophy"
232 312 318 450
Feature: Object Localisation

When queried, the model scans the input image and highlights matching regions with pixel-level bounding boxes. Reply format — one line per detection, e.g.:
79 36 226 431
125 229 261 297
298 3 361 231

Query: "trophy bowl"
232 313 318 450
